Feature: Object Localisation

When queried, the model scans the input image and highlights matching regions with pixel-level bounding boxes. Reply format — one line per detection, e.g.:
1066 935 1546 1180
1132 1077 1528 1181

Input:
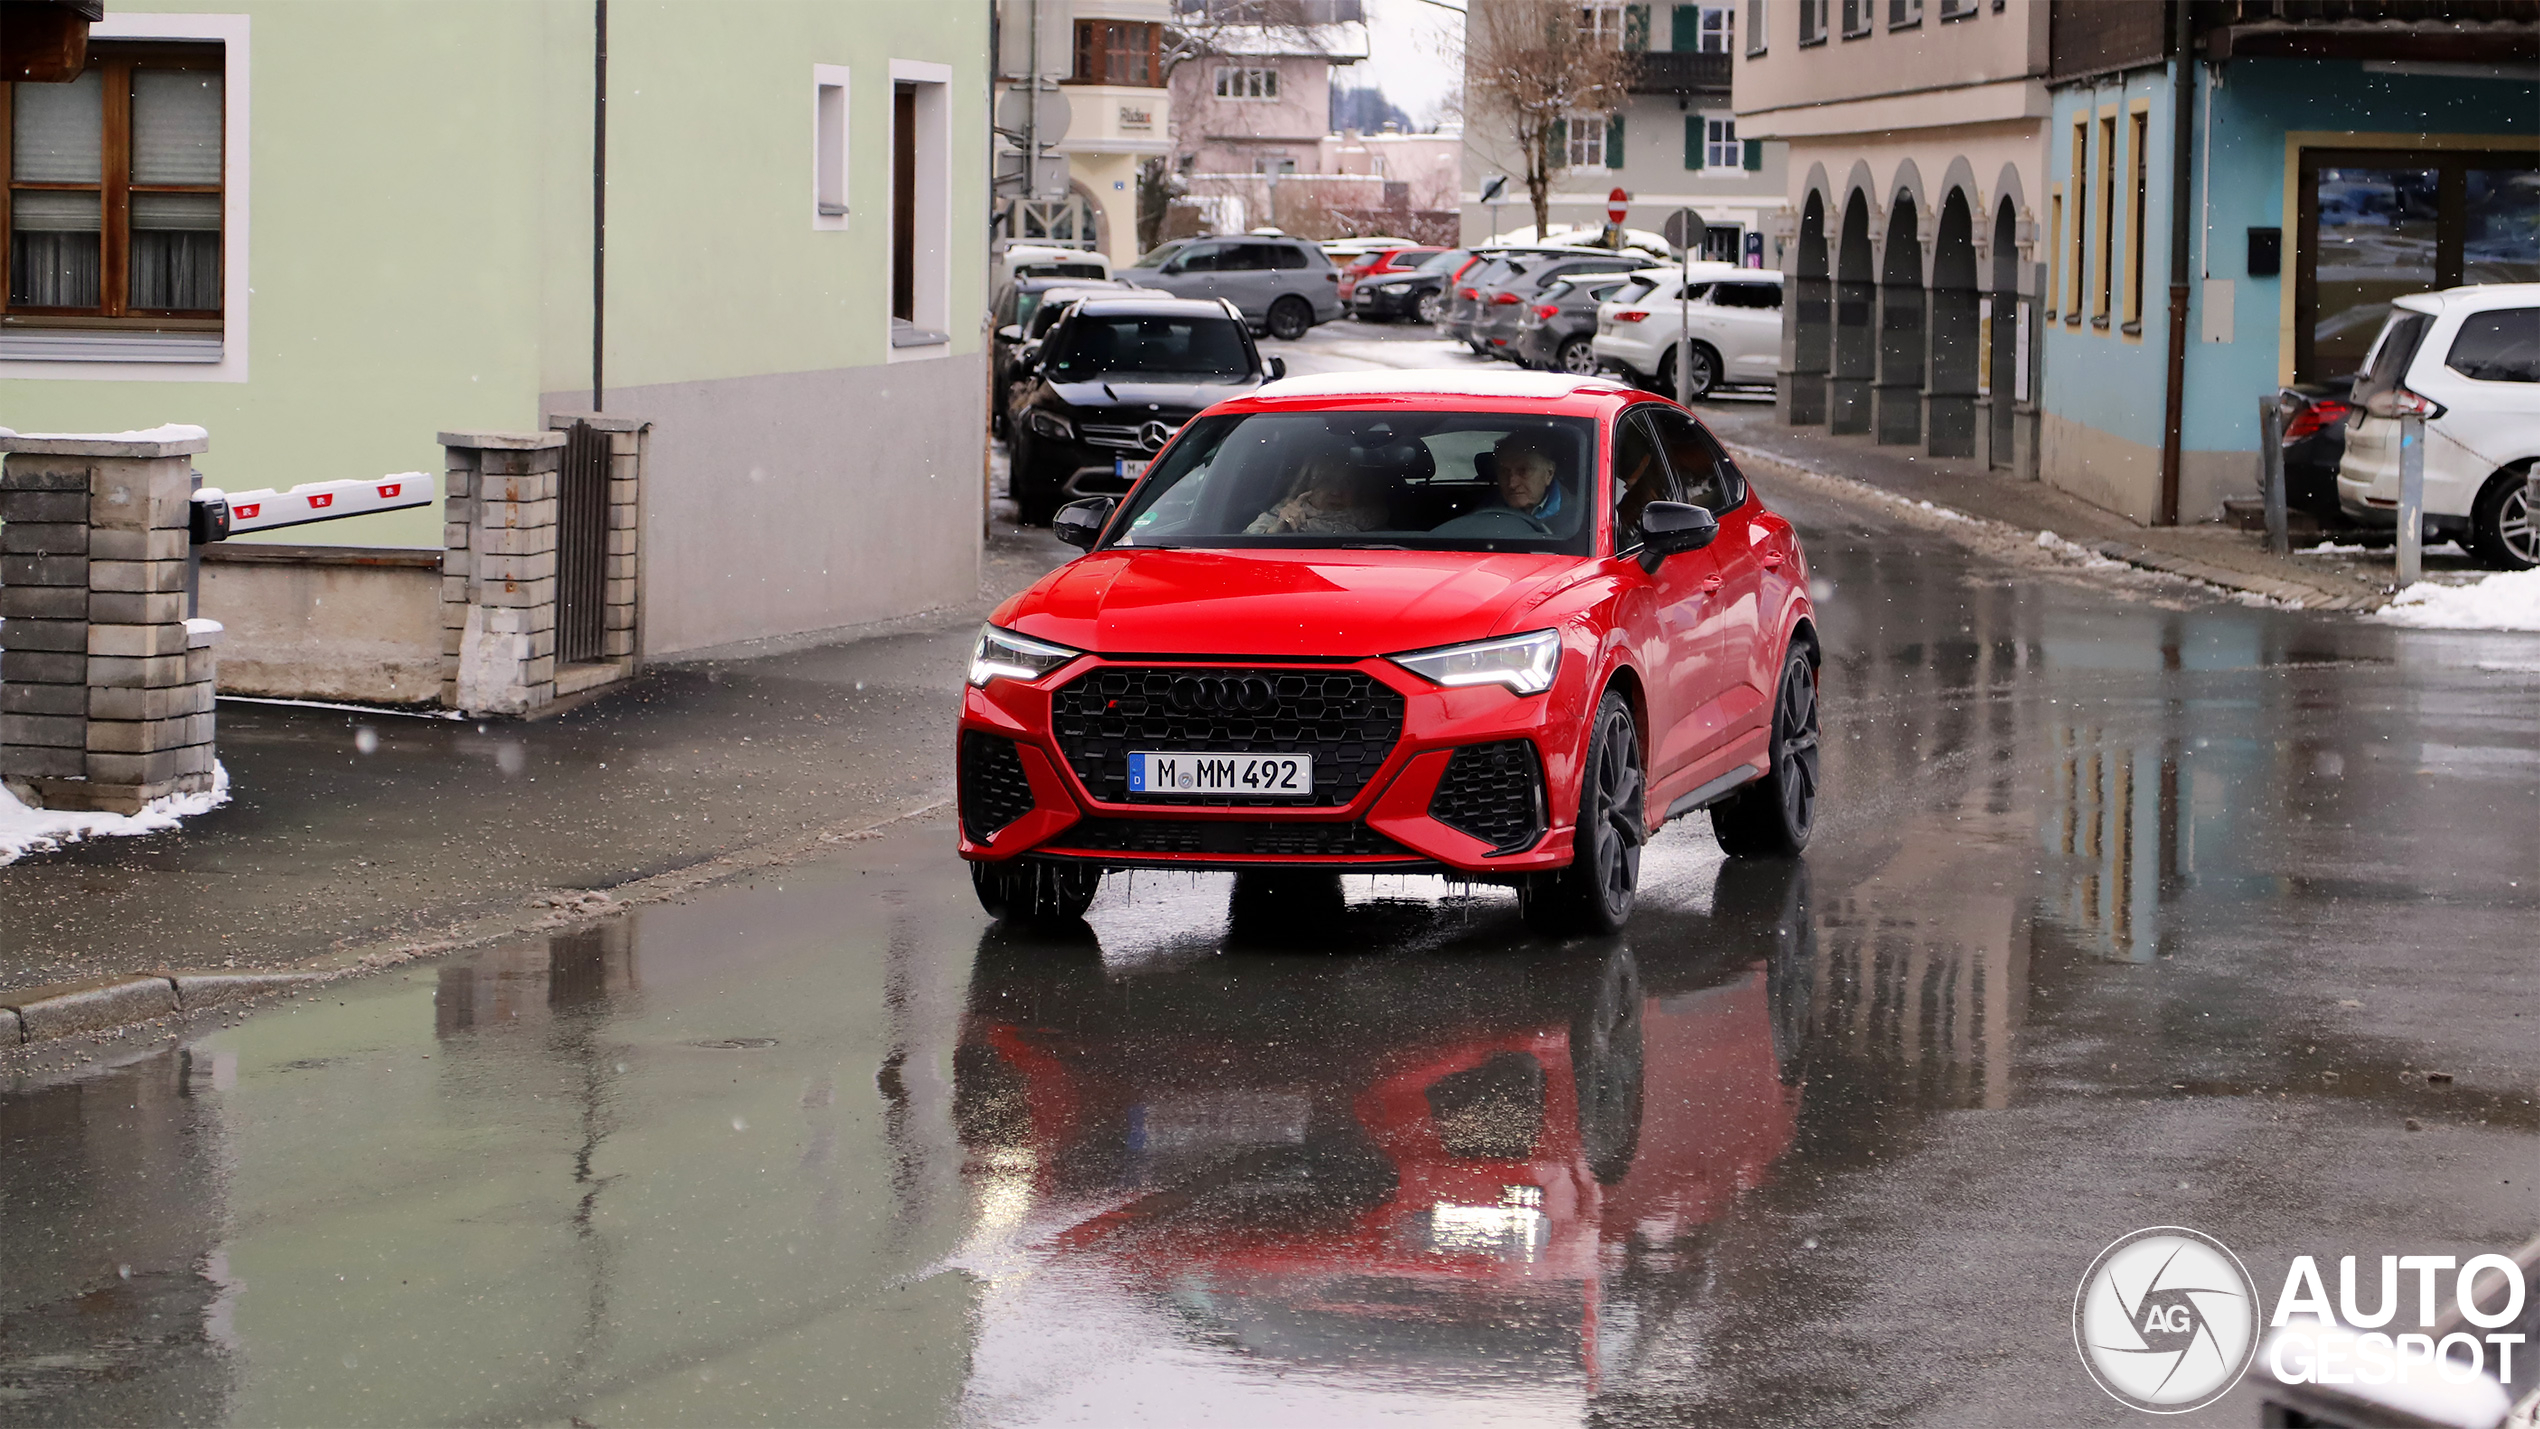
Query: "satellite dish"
1663 207 1708 256
995 83 1070 146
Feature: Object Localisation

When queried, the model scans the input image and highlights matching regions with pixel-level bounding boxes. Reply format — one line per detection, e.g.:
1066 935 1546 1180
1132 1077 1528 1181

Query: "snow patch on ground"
2033 529 2129 571
0 762 230 867
2374 567 2540 631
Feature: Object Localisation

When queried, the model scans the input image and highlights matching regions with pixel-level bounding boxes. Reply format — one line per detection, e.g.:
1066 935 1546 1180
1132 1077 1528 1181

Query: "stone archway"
1787 190 1832 425
1989 195 2021 467
1875 191 1924 446
1927 188 1980 458
1830 192 1875 436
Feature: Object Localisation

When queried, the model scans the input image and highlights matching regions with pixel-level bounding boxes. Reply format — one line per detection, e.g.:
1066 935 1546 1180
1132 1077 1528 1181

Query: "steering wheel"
1431 506 1554 538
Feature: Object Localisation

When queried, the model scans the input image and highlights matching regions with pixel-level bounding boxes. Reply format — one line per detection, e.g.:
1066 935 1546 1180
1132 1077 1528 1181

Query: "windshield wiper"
1334 541 1409 550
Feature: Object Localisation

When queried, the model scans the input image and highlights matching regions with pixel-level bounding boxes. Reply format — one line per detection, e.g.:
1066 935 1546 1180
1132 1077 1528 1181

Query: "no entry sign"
1607 187 1629 226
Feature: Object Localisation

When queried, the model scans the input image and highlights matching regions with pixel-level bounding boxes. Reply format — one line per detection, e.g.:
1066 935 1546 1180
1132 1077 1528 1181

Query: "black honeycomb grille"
1051 666 1405 806
959 732 1036 842
1050 818 1413 859
1428 740 1546 853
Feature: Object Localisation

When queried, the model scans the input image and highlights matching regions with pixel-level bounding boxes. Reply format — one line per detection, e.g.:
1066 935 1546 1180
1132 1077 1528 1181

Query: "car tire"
1713 641 1821 858
1557 337 1601 376
1656 343 1723 401
1521 690 1644 935
2468 463 2538 571
1416 291 1445 325
971 857 1101 926
1267 297 1314 342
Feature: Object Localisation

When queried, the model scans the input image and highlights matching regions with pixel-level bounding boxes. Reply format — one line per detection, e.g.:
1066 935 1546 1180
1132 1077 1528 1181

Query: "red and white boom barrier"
190 473 435 542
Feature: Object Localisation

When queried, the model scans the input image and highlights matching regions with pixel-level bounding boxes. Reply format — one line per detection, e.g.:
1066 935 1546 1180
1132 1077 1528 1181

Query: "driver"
1488 430 1569 526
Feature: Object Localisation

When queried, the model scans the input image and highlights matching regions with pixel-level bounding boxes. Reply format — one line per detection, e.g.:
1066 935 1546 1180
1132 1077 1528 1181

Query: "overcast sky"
1344 0 1464 130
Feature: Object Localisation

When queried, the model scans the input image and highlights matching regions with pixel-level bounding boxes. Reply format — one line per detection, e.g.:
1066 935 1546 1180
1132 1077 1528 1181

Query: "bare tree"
1461 0 1638 240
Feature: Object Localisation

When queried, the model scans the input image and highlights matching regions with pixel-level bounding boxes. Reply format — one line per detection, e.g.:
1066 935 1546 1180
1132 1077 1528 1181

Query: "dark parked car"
1472 254 1650 361
1513 274 1633 374
1439 247 1610 350
1121 235 1343 340
2278 383 2355 524
990 277 1144 436
1351 247 1469 323
1335 244 1445 305
1007 296 1282 524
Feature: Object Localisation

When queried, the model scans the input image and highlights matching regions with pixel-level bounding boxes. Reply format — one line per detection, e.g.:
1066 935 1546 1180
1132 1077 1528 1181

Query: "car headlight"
1375 279 1414 291
969 624 1081 687
1388 630 1561 696
1025 409 1073 441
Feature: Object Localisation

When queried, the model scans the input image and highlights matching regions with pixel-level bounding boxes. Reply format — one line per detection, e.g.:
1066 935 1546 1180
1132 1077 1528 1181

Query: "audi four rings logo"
1166 675 1276 714
1139 420 1176 452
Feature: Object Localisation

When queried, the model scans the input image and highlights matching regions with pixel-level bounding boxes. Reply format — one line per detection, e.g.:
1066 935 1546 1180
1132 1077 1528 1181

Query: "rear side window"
1611 277 1658 304
1713 283 1784 310
1269 243 1310 271
2445 307 2540 382
2358 310 2433 394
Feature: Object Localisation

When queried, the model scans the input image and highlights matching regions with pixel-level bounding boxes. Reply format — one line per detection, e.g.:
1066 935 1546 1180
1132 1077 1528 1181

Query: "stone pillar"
0 430 219 813
437 431 563 717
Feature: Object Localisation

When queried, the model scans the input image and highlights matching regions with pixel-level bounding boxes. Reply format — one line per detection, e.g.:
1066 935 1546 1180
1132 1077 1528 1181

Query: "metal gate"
557 420 608 665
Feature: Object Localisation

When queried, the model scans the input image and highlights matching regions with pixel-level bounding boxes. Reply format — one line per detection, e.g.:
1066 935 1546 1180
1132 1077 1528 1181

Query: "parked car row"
2340 283 2539 569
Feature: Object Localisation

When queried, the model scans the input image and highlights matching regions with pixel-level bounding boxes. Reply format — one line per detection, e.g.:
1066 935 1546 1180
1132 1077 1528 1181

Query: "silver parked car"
1122 235 1343 341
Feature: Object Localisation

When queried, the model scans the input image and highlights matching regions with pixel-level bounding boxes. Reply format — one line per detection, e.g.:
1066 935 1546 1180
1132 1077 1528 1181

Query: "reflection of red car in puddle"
956 916 1803 1380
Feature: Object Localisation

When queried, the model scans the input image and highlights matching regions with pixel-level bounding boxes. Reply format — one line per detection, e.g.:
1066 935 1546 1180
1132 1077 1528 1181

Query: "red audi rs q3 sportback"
957 370 1820 934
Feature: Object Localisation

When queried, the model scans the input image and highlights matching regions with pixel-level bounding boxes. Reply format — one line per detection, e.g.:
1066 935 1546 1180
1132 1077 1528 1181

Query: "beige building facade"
994 0 1173 263
1737 0 2050 472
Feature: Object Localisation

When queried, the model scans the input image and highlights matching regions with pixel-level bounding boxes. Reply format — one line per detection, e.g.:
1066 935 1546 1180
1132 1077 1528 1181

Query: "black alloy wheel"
971 857 1101 926
1521 691 1644 935
1713 643 1821 857
1658 343 1721 401
1416 290 1445 325
1557 336 1601 376
2470 464 2537 570
1267 296 1314 342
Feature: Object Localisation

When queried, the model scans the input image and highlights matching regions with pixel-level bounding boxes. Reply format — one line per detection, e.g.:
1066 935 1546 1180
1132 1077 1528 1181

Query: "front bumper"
957 655 1581 876
1353 285 1426 318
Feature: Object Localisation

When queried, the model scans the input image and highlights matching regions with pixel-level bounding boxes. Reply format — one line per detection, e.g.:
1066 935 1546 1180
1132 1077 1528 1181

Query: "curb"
0 971 322 1046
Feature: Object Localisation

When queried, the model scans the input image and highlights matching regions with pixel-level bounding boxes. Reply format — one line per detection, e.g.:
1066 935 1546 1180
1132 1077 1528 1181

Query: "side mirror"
1636 501 1719 571
996 324 1024 343
1262 355 1287 381
1016 340 1042 369
1053 496 1116 550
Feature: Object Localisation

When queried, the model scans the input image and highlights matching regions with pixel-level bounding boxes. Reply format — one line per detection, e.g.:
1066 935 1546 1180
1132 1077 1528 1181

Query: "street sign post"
2397 411 2427 585
1665 209 1706 406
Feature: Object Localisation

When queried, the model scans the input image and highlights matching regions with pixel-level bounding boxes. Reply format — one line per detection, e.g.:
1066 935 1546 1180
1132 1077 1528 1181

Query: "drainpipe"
593 0 609 411
2157 0 2193 526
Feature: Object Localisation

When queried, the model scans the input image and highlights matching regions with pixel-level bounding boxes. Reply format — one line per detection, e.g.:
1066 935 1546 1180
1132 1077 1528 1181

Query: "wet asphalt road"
4 323 2538 1426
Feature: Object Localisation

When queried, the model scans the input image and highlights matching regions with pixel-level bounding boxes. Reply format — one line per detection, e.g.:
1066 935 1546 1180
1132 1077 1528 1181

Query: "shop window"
2295 149 2540 382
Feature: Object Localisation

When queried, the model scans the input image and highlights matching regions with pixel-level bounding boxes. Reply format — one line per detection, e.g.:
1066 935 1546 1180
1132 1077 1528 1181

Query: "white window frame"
2 12 250 382
1704 114 1740 169
885 59 953 362
1213 65 1279 100
1577 3 1628 48
1698 5 1735 54
1798 0 1829 45
1567 112 1609 170
812 64 849 231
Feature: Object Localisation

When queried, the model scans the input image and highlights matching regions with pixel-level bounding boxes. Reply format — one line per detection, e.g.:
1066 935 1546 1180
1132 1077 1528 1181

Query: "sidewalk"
0 514 1072 998
1701 403 2477 612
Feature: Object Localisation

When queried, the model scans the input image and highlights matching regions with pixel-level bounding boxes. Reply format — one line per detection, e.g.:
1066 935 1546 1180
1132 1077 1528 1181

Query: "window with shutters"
1577 3 1629 48
1705 116 1739 169
1697 5 1735 51
1567 112 1608 169
4 43 223 327
1071 21 1159 85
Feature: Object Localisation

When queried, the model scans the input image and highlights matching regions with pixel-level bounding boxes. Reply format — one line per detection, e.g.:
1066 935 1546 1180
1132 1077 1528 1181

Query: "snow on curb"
0 762 231 867
2373 567 2540 632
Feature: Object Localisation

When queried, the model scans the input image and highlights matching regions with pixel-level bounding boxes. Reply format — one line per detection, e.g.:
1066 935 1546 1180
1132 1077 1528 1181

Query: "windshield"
1127 241 1187 270
1047 313 1253 381
1417 249 1468 275
1106 410 1600 555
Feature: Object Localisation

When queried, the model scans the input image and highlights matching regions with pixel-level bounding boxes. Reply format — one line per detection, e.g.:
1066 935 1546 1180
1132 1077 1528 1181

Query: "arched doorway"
1875 191 1925 446
1989 196 2021 468
1830 192 1875 436
1787 191 1831 425
1927 189 1979 457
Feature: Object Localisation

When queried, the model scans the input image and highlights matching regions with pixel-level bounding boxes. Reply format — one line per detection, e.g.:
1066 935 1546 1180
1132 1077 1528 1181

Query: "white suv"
2338 284 2540 568
1590 262 1785 399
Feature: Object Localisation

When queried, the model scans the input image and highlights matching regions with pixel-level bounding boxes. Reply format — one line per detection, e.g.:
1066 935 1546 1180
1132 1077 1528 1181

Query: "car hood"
1046 377 1254 411
997 548 1590 658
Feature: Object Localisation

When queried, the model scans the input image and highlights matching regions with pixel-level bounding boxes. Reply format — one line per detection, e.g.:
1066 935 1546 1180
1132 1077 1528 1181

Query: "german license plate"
1129 752 1312 797
1115 458 1149 481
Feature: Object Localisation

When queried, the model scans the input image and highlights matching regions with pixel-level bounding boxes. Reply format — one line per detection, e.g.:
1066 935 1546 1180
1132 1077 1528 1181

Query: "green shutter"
1743 137 1763 171
1607 113 1625 168
1549 117 1567 169
1625 4 1651 52
1686 114 1704 170
1672 4 1700 50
